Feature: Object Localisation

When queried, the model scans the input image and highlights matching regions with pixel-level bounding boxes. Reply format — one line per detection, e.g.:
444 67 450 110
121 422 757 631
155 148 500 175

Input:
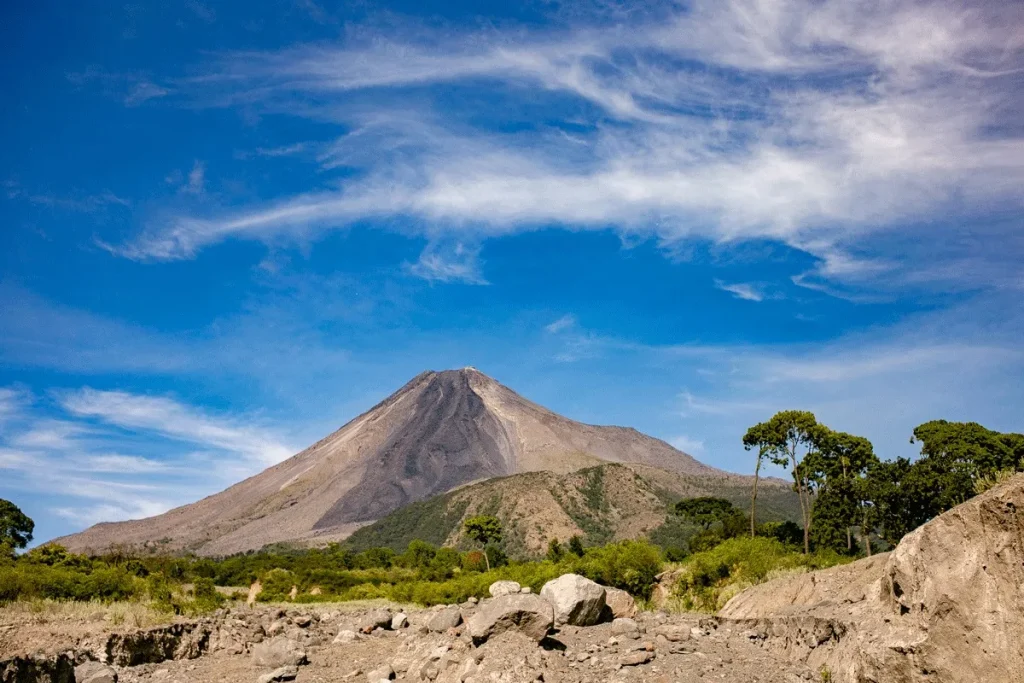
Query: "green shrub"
672 537 850 612
576 540 663 599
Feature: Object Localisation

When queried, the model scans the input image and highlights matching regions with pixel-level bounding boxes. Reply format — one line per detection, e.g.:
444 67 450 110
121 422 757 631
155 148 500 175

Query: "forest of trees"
742 414 1024 555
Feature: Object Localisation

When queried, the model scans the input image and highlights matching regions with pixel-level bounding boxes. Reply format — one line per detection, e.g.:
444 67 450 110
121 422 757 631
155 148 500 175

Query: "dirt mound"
718 474 1024 682
53 368 743 556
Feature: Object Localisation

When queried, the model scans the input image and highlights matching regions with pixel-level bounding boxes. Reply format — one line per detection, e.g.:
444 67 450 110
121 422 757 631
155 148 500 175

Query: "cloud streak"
110 0 1024 297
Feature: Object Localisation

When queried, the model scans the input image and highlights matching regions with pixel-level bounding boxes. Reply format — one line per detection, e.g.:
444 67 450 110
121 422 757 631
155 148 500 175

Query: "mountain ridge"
54 368 754 556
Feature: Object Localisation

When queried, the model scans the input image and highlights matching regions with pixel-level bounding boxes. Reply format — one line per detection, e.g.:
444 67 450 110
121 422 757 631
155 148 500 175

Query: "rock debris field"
1 575 819 683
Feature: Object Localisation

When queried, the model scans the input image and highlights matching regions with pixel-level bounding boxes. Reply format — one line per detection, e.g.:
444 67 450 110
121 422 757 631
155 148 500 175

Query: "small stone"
467 596 479 605
391 613 409 629
294 615 312 628
257 666 299 683
520 587 532 594
619 651 654 667
334 629 358 644
366 664 394 681
612 618 639 635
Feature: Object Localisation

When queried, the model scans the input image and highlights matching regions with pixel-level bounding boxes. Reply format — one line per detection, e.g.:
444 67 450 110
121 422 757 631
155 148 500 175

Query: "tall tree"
0 499 34 555
462 515 502 571
741 427 772 537
807 431 878 553
743 411 828 553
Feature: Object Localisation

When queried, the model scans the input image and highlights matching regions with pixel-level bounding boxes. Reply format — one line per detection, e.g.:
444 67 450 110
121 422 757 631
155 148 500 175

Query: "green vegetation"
344 495 470 552
670 537 850 612
743 414 1023 554
462 515 503 571
0 499 34 557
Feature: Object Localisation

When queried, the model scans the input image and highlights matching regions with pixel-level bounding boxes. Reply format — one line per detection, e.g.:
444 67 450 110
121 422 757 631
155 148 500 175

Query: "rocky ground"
1 598 821 683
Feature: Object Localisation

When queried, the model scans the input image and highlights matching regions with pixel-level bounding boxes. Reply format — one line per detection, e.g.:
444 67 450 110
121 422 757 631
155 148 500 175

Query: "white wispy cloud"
60 388 295 466
110 0 1024 296
545 314 577 334
405 241 489 285
714 280 765 302
0 386 299 533
185 161 205 194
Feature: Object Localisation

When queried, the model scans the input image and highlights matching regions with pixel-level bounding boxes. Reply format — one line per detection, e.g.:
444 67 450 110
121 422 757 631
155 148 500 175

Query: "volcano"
55 368 735 556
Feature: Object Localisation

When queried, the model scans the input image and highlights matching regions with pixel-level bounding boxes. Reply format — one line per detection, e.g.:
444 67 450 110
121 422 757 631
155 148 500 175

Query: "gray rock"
75 662 118 683
391 613 409 629
488 580 522 597
619 650 654 667
427 606 463 632
257 666 298 683
466 593 554 644
251 637 307 668
359 608 392 633
603 587 637 619
333 629 358 644
611 618 639 635
540 574 607 626
366 663 394 681
654 624 691 642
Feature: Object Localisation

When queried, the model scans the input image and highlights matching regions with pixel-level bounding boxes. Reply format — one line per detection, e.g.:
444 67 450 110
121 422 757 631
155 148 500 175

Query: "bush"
576 539 663 599
671 537 850 612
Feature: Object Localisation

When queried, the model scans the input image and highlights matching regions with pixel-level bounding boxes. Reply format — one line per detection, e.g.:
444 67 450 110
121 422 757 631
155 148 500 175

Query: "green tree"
673 497 740 531
0 499 34 554
403 540 437 568
806 431 878 554
742 411 829 554
546 538 565 563
568 535 585 557
742 426 772 537
462 515 502 571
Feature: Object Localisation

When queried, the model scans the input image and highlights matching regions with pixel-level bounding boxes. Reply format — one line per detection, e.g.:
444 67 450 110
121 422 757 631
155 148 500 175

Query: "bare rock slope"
718 473 1024 682
55 368 737 556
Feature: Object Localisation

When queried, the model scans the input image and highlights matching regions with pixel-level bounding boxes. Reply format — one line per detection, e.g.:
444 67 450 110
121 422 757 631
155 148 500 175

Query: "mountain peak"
54 369 723 556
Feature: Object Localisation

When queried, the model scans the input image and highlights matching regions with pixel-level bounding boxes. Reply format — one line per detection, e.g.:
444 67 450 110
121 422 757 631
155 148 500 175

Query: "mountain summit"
55 368 724 555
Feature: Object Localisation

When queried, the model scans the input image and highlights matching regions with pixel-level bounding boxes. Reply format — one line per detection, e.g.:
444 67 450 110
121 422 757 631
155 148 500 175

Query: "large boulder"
427 605 463 632
75 662 117 683
251 637 307 669
603 587 637 619
540 574 606 626
466 594 554 644
488 580 521 597
358 608 392 633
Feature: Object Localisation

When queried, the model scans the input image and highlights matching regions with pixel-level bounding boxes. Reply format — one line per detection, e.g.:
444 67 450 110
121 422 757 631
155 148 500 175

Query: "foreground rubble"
1 584 814 683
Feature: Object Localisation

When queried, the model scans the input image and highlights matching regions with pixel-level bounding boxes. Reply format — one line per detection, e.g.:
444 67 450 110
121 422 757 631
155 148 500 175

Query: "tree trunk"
847 527 852 552
750 454 762 538
790 447 810 555
483 545 490 572
862 507 872 558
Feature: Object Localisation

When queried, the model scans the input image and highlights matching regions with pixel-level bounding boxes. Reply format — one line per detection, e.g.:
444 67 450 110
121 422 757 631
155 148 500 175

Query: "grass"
1 598 175 628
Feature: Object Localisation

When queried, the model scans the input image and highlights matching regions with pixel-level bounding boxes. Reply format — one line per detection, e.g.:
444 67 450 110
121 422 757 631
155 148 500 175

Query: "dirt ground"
0 601 821 683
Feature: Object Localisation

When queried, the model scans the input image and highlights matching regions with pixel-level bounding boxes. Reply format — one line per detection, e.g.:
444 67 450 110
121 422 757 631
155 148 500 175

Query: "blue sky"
2 0 1023 545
